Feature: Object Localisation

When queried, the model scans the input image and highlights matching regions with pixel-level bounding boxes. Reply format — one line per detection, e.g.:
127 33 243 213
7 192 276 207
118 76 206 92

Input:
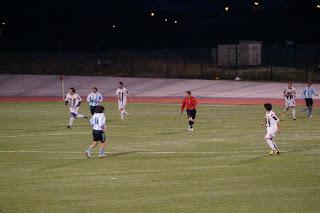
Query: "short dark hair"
119 82 124 85
264 103 272 111
69 87 76 93
186 91 191 95
92 87 98 91
95 105 105 113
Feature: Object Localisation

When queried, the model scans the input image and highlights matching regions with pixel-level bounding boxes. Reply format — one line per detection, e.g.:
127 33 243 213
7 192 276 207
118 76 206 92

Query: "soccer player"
86 87 103 115
65 87 87 128
85 105 107 159
263 103 280 155
181 91 198 132
116 82 129 120
282 82 296 120
302 81 318 118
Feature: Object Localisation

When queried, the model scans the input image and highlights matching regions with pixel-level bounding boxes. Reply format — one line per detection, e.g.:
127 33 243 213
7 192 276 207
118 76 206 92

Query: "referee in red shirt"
181 91 198 131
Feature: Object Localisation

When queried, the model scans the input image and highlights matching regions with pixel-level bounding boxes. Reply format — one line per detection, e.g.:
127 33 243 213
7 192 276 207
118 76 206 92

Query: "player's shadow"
105 151 138 157
156 131 185 135
230 155 269 166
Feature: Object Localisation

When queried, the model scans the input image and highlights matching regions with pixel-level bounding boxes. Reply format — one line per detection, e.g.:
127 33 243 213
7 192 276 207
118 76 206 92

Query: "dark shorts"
187 109 197 119
305 98 313 108
90 106 97 115
92 130 105 142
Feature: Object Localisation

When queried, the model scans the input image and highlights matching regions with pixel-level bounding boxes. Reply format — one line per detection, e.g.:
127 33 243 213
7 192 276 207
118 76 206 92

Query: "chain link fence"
0 45 319 82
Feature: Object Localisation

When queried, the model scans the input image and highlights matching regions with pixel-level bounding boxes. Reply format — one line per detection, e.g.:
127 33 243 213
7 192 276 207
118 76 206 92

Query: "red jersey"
181 96 198 111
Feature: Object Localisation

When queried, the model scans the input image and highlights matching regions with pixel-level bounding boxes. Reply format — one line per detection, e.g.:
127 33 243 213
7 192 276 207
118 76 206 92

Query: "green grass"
0 102 319 213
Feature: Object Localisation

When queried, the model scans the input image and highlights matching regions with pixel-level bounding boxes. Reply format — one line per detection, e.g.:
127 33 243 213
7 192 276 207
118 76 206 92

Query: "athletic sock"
265 139 276 150
86 147 92 153
292 108 296 119
69 117 75 126
124 110 128 115
120 110 124 119
77 114 85 118
99 148 105 155
272 140 279 151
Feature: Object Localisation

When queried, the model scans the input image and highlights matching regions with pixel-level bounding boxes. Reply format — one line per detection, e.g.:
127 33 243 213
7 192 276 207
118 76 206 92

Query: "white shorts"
265 127 278 139
69 107 79 116
285 98 295 108
118 100 127 110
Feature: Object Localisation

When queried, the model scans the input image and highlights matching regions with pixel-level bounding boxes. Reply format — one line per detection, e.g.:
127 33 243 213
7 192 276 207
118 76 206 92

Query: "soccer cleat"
85 151 92 159
67 125 72 129
276 150 280 155
293 118 296 120
269 150 275 155
188 127 194 132
84 116 89 119
98 154 106 158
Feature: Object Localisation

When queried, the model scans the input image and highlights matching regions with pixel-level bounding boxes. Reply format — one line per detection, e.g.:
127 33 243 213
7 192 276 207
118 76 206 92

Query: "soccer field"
0 102 319 212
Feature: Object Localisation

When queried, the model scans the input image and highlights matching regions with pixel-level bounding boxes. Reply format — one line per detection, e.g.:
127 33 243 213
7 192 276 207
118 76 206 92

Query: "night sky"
1 0 320 51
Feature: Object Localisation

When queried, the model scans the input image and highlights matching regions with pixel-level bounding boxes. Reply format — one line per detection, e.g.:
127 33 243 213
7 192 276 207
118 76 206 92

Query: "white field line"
1 129 320 139
0 150 290 155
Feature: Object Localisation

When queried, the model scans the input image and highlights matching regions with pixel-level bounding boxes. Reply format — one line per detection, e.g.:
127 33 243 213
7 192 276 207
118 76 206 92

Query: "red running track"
0 96 319 107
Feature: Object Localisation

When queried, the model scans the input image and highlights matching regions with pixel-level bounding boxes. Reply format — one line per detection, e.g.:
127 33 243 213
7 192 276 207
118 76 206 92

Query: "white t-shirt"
265 110 279 129
65 93 82 108
90 113 106 131
283 87 296 99
116 88 128 102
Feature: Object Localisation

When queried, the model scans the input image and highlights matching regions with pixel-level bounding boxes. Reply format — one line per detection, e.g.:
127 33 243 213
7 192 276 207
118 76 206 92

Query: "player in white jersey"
262 103 280 155
86 87 103 115
85 106 107 159
116 82 129 120
65 87 87 128
281 82 296 120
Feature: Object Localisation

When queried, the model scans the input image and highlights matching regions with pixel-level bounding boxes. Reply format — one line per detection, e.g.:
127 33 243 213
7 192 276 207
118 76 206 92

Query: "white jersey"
116 88 128 102
65 93 82 108
265 111 279 129
90 113 106 131
87 92 103 106
283 87 296 100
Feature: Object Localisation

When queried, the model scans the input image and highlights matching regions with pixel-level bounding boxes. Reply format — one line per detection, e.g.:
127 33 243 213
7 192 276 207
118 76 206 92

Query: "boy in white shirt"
263 103 280 155
65 87 87 128
85 106 107 159
116 82 129 120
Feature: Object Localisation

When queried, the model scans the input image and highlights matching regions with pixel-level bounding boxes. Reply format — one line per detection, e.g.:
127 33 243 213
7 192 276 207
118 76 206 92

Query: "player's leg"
98 132 106 157
291 106 296 120
264 133 277 155
118 101 124 119
85 141 98 159
90 106 95 115
68 112 76 128
290 99 296 120
308 99 314 117
122 100 128 115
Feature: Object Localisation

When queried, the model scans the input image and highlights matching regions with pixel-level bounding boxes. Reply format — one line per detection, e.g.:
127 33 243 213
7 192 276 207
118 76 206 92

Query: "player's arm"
101 116 106 132
181 100 186 114
283 89 287 97
65 96 68 105
76 95 82 107
193 98 198 109
86 94 91 102
99 94 103 103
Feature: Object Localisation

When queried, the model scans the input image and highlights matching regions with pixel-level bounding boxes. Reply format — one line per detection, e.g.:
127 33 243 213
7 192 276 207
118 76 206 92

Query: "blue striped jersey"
90 113 106 130
87 92 103 106
302 86 317 99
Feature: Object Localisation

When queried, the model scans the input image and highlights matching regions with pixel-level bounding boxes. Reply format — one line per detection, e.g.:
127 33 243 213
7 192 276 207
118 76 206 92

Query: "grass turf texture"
0 102 320 213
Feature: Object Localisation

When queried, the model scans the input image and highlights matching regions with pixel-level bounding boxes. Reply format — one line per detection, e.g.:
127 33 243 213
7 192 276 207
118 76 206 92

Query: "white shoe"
85 151 92 159
188 127 194 132
98 154 106 158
